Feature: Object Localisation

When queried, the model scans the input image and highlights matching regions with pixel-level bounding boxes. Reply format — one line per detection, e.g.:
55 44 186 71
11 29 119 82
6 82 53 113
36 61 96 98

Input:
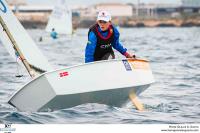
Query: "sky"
26 0 181 5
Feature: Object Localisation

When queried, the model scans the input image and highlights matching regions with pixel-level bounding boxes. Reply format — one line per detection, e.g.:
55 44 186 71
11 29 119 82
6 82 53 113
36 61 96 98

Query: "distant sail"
45 0 73 35
0 0 53 75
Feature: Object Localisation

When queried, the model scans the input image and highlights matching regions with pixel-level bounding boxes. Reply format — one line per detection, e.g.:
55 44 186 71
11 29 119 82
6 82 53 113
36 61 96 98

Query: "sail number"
0 0 7 13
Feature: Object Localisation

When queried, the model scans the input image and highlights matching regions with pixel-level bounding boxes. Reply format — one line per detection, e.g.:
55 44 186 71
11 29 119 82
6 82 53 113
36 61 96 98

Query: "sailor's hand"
124 52 136 58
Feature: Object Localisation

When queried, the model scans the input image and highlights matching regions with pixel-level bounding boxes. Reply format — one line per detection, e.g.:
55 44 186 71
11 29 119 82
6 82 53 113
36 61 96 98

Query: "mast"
0 16 36 78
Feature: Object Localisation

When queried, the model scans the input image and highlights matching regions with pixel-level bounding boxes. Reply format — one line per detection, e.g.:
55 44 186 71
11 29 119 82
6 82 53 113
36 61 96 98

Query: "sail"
0 25 25 71
0 25 17 61
0 0 53 74
45 0 73 35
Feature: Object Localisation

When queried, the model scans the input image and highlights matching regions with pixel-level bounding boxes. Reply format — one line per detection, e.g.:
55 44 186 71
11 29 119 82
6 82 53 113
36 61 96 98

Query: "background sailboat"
45 0 73 36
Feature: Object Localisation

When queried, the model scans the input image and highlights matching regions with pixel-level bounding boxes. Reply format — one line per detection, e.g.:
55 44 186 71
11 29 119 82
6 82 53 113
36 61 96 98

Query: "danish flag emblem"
59 71 69 77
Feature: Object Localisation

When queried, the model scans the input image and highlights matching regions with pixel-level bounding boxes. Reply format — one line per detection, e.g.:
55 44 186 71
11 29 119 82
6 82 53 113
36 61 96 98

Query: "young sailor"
85 10 135 63
50 28 58 39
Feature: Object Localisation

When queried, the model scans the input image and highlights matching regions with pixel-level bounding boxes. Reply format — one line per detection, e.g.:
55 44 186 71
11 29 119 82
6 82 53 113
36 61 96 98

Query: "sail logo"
0 0 7 13
122 60 132 71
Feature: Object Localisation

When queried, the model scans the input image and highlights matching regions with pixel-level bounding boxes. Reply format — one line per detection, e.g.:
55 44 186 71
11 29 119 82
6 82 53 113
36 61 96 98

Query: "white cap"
97 11 111 22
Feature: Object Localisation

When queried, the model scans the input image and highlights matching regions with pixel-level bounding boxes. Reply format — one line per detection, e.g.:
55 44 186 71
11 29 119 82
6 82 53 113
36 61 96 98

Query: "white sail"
0 25 25 72
45 0 73 35
0 0 53 74
0 25 17 60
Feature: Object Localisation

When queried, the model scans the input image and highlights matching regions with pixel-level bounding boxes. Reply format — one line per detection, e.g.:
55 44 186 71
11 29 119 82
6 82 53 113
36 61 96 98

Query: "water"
0 27 199 124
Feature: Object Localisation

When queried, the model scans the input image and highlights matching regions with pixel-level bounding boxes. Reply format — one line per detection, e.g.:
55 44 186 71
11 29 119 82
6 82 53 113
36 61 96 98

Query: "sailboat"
45 0 73 36
0 0 154 112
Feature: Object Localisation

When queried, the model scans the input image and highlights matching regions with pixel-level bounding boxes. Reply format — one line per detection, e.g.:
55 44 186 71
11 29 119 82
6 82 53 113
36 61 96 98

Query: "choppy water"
0 27 200 124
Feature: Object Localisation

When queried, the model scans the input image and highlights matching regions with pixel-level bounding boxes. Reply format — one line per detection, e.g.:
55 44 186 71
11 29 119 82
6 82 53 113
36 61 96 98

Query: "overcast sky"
26 0 181 5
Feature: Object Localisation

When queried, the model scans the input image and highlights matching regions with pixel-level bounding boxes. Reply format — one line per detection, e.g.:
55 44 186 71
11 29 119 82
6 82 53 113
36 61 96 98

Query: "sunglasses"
98 20 108 24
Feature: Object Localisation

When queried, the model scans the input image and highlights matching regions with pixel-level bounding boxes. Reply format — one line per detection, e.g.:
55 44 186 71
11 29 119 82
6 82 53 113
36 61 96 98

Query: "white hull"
9 59 154 112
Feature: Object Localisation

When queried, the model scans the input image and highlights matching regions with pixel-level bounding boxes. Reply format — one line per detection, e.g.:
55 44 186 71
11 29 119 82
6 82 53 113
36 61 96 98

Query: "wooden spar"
129 90 144 111
0 16 35 78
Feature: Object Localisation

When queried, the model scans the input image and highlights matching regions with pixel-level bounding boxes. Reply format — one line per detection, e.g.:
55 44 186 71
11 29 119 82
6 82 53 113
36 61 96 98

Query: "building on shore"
78 3 133 26
180 0 200 14
181 0 200 7
79 3 133 20
5 1 200 28
95 3 133 17
9 5 53 28
6 0 27 5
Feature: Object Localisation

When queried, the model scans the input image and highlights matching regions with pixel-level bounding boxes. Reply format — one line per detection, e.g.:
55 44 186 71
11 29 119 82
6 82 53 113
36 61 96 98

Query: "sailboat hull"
39 84 150 112
9 59 155 112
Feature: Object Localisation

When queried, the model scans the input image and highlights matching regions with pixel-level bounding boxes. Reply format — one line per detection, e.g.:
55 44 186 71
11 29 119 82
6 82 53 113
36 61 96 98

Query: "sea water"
0 27 199 124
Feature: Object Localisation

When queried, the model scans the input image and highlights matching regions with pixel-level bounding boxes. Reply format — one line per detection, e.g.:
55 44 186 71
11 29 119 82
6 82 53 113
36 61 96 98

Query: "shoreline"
20 19 200 29
14 12 200 29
